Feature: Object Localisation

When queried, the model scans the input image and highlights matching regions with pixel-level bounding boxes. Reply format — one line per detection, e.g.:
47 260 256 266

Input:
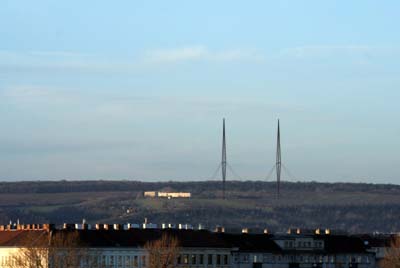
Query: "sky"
0 0 399 183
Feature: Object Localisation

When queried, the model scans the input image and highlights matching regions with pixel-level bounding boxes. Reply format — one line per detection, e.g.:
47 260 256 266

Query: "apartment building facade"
0 225 376 268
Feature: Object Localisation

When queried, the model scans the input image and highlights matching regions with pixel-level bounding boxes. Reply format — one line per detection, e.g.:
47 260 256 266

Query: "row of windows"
177 254 229 266
65 255 147 268
0 253 372 268
233 254 370 264
54 254 229 268
98 255 147 267
284 241 323 249
0 254 146 268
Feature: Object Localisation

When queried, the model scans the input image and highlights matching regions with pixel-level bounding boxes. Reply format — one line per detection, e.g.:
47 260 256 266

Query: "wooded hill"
0 180 398 233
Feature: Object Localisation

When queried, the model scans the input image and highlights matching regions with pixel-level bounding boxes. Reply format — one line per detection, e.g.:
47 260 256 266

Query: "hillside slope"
0 180 398 233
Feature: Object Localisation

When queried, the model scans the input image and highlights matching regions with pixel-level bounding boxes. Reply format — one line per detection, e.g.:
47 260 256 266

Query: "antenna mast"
276 119 282 199
221 118 227 199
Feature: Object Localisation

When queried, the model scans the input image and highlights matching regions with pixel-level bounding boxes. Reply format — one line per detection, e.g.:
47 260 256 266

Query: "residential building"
0 224 376 268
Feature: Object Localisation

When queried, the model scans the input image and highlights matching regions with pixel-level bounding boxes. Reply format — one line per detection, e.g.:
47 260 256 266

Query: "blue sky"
0 0 399 182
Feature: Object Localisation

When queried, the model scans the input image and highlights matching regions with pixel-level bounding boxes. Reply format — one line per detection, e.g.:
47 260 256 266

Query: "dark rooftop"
0 229 369 254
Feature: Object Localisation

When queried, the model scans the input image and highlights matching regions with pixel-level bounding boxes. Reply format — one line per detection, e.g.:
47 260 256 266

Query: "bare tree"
382 235 400 268
10 230 100 268
9 231 49 268
145 233 180 268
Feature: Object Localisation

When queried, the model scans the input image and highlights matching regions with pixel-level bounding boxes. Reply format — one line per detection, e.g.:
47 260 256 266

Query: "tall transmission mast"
276 119 282 199
221 118 227 199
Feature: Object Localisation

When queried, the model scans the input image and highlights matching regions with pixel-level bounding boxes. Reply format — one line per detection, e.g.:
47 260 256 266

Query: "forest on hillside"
0 180 399 233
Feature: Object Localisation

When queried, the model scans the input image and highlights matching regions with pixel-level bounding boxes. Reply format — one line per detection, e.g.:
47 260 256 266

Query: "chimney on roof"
63 223 75 230
214 226 225 233
130 224 140 229
43 224 55 231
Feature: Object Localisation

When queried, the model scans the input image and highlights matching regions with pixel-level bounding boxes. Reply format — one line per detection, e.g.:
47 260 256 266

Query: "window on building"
125 256 131 267
217 255 221 265
208 254 213 265
199 254 204 265
223 255 228 265
330 256 335 263
134 256 138 267
177 255 182 265
110 256 115 266
184 254 189 264
243 255 249 263
142 256 147 267
192 254 197 265
118 256 123 267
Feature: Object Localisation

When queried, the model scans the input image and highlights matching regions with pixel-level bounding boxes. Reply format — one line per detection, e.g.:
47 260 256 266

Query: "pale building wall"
143 191 157 197
157 192 191 198
0 247 377 268
144 191 191 198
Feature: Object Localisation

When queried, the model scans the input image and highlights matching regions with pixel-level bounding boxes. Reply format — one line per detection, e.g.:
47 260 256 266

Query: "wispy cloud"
145 46 263 63
28 50 91 58
0 47 263 75
0 85 79 103
281 45 371 57
0 50 135 74
279 45 400 60
146 46 208 62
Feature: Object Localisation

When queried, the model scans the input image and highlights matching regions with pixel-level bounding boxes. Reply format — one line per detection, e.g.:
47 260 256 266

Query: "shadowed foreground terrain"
0 180 399 233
